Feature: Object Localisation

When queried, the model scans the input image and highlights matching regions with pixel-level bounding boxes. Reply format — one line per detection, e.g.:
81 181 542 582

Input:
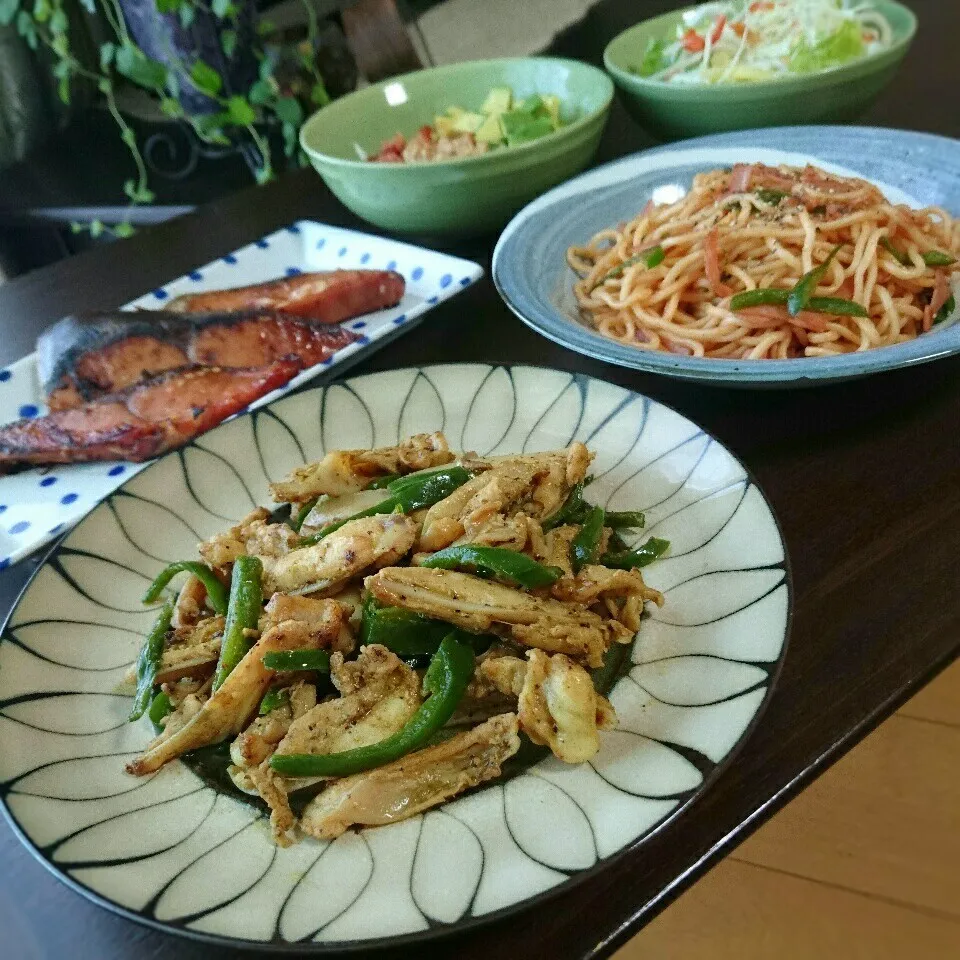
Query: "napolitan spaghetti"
567 164 960 359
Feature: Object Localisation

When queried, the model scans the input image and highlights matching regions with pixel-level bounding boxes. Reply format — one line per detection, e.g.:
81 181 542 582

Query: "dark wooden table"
2 2 958 958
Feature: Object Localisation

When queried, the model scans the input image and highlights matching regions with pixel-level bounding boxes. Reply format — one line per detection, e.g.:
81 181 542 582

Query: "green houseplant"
0 0 335 235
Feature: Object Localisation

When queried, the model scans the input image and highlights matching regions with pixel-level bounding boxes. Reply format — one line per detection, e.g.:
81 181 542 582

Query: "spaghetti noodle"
567 164 960 359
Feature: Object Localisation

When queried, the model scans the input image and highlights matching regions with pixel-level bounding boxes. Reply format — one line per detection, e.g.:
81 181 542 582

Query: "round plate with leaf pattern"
0 364 790 951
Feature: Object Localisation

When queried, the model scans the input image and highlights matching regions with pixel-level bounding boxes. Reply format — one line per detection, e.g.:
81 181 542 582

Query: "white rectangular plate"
0 220 483 568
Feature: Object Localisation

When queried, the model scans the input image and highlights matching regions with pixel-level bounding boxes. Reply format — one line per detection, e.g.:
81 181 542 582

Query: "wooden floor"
615 660 960 960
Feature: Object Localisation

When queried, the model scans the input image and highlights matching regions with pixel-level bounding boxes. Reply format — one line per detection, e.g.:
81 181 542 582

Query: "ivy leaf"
179 3 194 28
221 29 237 58
99 41 116 71
89 219 104 238
115 43 168 90
113 222 136 239
194 112 231 144
58 76 70 105
282 122 297 158
98 77 113 95
160 97 182 118
225 95 255 126
254 164 274 185
16 11 38 49
212 0 233 17
248 78 273 106
50 32 68 56
258 55 274 82
52 59 72 80
310 81 329 107
166 71 180 97
155 0 181 11
78 0 94 11
49 6 66 31
256 18 275 36
272 96 303 128
190 60 223 96
0 0 18 26
32 0 49 23
123 180 155 204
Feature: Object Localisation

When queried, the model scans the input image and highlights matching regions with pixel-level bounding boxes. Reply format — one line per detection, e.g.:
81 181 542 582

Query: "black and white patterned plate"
0 364 790 950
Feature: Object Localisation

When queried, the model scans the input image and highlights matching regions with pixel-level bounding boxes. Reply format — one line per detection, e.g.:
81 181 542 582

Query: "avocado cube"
452 110 484 133
481 86 512 115
475 111 504 145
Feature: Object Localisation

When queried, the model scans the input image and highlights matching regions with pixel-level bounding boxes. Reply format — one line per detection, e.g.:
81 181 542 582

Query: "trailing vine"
0 0 330 236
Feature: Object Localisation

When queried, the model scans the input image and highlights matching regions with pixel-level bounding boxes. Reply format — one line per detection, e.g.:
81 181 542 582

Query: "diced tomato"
732 22 746 37
682 29 705 53
749 1 774 11
710 15 727 44
418 125 434 142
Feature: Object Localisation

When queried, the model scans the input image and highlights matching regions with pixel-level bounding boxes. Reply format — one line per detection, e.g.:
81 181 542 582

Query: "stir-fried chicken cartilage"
269 432 453 503
230 679 318 769
298 713 521 840
126 603 342 776
251 645 422 843
122 615 224 687
199 508 301 570
480 650 616 763
261 514 417 595
367 567 631 668
552 564 664 632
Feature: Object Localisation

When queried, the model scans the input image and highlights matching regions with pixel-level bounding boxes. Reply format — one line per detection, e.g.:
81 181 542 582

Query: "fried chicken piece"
367 567 631 668
269 432 453 503
170 574 210 629
298 713 521 841
259 593 351 650
229 680 318 769
260 514 416 595
480 650 616 763
126 603 342 776
199 507 301 569
122 615 224 687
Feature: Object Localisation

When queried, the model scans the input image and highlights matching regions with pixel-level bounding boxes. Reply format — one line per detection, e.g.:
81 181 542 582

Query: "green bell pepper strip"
591 245 666 290
142 561 228 616
787 244 843 316
361 595 490 660
571 506 606 572
290 498 320 532
212 555 263 691
934 294 956 325
269 632 476 778
605 511 646 529
806 296 869 317
129 597 175 721
299 466 472 546
602 537 671 569
259 688 290 716
729 288 790 310
755 188 788 204
542 482 585 531
148 690 173 731
367 473 401 490
923 250 957 267
880 237 910 266
421 545 563 588
262 649 331 672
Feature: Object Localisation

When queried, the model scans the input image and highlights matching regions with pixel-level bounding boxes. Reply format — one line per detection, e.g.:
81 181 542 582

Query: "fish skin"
40 311 356 410
0 358 302 469
165 269 405 322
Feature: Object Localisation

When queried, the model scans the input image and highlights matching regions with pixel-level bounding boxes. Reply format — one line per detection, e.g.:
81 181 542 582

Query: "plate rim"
0 361 794 952
492 125 960 385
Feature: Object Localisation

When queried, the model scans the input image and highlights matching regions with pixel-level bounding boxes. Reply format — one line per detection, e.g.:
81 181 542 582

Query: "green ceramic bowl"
300 58 613 235
603 0 917 141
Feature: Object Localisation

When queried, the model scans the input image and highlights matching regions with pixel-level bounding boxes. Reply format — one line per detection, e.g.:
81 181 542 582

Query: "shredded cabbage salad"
632 0 894 84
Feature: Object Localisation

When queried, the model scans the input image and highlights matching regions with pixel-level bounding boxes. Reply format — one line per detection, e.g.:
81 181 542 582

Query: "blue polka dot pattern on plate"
393 315 406 325
61 493 78 505
411 267 424 281
223 254 238 265
355 335 370 346
338 247 347 257
0 370 10 382
460 276 472 286
316 238 326 250
19 404 39 419
386 260 397 271
108 465 126 476
49 524 64 535
285 267 302 277
0 558 8 572
39 476 57 487
351 320 367 329
256 239 270 249
428 296 439 304
188 271 203 281
8 521 29 535
360 253 371 264
153 289 168 300
0 505 6 514
287 224 301 234
440 273 453 288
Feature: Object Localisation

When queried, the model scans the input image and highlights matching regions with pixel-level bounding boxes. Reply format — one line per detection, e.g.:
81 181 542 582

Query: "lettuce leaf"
789 19 865 74
633 37 667 77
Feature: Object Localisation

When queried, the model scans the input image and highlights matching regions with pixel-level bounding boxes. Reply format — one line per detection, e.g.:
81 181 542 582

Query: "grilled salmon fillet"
166 269 405 321
40 311 356 411
0 358 302 469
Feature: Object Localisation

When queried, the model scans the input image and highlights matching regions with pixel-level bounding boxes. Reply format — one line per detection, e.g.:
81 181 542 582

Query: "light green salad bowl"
300 57 613 235
603 0 917 141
